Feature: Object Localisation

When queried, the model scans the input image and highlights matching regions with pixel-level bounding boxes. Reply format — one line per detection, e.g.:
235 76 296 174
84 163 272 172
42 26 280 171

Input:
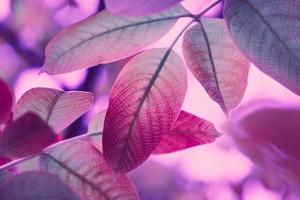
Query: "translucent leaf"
42 5 188 74
40 140 139 200
103 49 187 173
0 113 56 159
153 111 221 154
224 0 300 95
0 79 13 125
88 110 106 134
105 0 182 16
182 19 250 113
0 171 81 200
13 88 94 133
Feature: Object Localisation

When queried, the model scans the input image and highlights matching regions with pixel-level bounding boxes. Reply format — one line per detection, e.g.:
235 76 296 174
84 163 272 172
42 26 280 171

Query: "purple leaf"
0 79 13 125
105 0 182 16
0 171 81 200
153 111 221 154
0 112 56 159
182 19 250 113
103 49 187 173
14 88 94 133
224 0 300 96
42 5 188 74
40 140 139 200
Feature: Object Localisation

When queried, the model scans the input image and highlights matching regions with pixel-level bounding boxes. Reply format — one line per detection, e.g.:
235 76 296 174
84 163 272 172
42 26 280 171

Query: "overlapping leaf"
42 5 188 74
0 171 81 200
183 19 250 113
13 88 94 133
88 110 106 134
103 48 187 173
153 111 221 154
0 79 13 125
105 0 182 16
40 140 139 200
0 113 56 159
224 0 300 95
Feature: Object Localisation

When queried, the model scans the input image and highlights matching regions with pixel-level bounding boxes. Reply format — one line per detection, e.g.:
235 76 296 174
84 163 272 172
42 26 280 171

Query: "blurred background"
1 0 300 199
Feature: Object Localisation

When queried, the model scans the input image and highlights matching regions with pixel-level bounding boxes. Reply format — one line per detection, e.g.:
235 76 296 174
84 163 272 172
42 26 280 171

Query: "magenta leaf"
0 112 56 159
182 19 250 113
40 140 139 200
42 5 188 74
0 79 13 125
0 171 81 200
153 111 221 154
224 0 300 96
105 0 182 16
14 88 94 133
103 48 187 173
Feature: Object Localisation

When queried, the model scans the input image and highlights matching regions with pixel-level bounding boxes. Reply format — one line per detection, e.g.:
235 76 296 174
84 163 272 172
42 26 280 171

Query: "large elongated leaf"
224 0 300 95
0 79 13 125
103 48 187 173
153 111 221 154
105 0 182 16
42 6 188 74
40 140 139 200
13 88 94 133
0 113 56 159
0 171 81 200
182 19 250 113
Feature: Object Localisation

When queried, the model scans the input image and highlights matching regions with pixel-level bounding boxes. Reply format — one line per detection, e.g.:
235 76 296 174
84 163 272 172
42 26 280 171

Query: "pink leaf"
105 0 182 16
103 49 187 173
41 5 188 74
0 79 13 125
182 19 250 113
153 111 221 154
40 140 139 200
0 171 81 200
0 112 56 159
14 87 94 133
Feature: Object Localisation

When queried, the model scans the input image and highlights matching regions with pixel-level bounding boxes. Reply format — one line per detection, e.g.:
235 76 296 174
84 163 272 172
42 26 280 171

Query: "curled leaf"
0 112 56 159
42 6 188 74
0 171 81 200
40 140 139 200
14 88 94 133
182 19 250 113
0 79 13 125
105 0 182 16
224 0 300 95
153 111 221 154
103 48 187 173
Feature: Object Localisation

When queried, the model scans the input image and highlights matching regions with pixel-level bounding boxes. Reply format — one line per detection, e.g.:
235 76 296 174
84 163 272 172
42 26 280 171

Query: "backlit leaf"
40 140 139 200
42 5 189 74
224 0 300 95
13 88 94 133
0 113 56 159
105 0 182 16
153 111 221 154
88 110 106 134
103 48 187 173
182 19 250 113
0 79 13 125
0 171 81 200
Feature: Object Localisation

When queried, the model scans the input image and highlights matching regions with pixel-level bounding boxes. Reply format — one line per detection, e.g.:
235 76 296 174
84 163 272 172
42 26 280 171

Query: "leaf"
182 19 250 113
153 111 221 154
105 0 182 16
40 140 139 200
103 48 187 173
0 113 56 159
0 79 13 125
224 0 300 96
13 88 94 133
42 5 188 74
88 110 107 134
0 171 81 200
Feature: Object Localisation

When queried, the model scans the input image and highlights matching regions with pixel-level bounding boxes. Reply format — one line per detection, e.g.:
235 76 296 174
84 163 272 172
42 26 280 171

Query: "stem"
0 132 101 172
